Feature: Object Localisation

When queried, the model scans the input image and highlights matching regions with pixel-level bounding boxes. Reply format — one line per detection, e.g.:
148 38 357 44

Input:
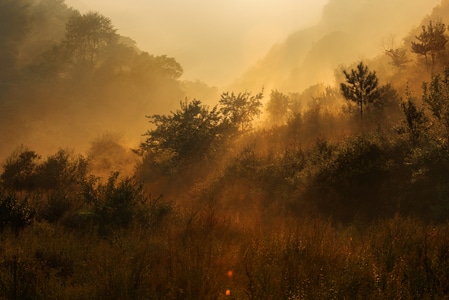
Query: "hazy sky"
64 0 329 85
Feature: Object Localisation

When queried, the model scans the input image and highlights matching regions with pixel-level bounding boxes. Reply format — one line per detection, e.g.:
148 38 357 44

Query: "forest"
2 0 449 298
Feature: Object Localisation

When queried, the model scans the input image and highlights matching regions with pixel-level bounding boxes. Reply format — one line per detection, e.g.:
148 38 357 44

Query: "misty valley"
2 0 449 298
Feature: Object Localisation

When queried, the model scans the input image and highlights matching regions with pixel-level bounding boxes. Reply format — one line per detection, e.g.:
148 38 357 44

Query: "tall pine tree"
340 62 380 123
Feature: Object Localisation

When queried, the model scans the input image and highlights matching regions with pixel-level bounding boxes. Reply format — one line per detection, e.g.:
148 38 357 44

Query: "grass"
1 209 449 299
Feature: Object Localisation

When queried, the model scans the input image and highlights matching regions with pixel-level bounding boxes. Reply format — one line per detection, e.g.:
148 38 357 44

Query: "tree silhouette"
1 148 40 191
423 67 449 135
266 90 290 126
63 11 117 67
411 20 447 70
384 48 410 70
383 36 410 70
219 91 263 132
0 0 30 84
401 100 428 145
139 100 226 170
340 62 380 122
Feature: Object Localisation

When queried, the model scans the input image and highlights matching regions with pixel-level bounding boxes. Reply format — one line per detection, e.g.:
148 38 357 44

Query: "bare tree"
382 35 410 70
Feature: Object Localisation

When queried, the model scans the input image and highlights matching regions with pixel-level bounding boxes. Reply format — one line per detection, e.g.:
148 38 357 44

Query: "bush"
35 149 88 191
0 191 34 233
0 147 40 191
84 172 172 234
309 135 396 222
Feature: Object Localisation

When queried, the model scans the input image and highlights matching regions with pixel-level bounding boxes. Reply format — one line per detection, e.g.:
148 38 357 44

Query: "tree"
86 173 147 233
401 100 428 144
139 100 226 171
34 149 88 191
0 192 34 234
382 36 410 70
63 11 118 67
129 52 183 82
422 67 449 135
219 91 263 132
1 148 40 191
153 55 183 79
411 20 447 70
384 48 410 70
340 62 380 122
266 90 290 126
0 0 30 84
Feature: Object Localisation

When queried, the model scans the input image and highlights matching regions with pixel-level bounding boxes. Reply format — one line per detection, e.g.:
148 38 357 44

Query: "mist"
0 0 446 164
0 0 444 165
64 0 328 86
232 0 441 92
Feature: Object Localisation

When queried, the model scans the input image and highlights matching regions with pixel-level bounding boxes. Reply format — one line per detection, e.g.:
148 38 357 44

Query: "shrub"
0 191 34 233
35 149 88 191
84 172 172 234
309 135 395 221
0 147 40 191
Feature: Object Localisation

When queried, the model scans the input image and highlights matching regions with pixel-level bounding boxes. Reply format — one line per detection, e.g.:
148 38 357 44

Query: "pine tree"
411 20 447 71
340 62 380 123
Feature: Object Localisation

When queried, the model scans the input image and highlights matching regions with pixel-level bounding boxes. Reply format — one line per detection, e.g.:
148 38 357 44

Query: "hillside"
231 0 441 92
0 0 217 162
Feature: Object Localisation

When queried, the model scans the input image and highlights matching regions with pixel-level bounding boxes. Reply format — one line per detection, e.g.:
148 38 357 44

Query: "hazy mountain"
231 0 442 93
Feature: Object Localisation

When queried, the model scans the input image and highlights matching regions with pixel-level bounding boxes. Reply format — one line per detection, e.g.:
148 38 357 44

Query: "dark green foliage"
340 62 380 122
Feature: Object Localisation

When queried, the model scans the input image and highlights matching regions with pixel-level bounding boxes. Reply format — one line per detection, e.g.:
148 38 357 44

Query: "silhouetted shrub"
35 149 88 191
84 172 172 234
39 191 82 224
1 147 40 191
401 139 449 220
309 135 395 222
0 191 34 233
